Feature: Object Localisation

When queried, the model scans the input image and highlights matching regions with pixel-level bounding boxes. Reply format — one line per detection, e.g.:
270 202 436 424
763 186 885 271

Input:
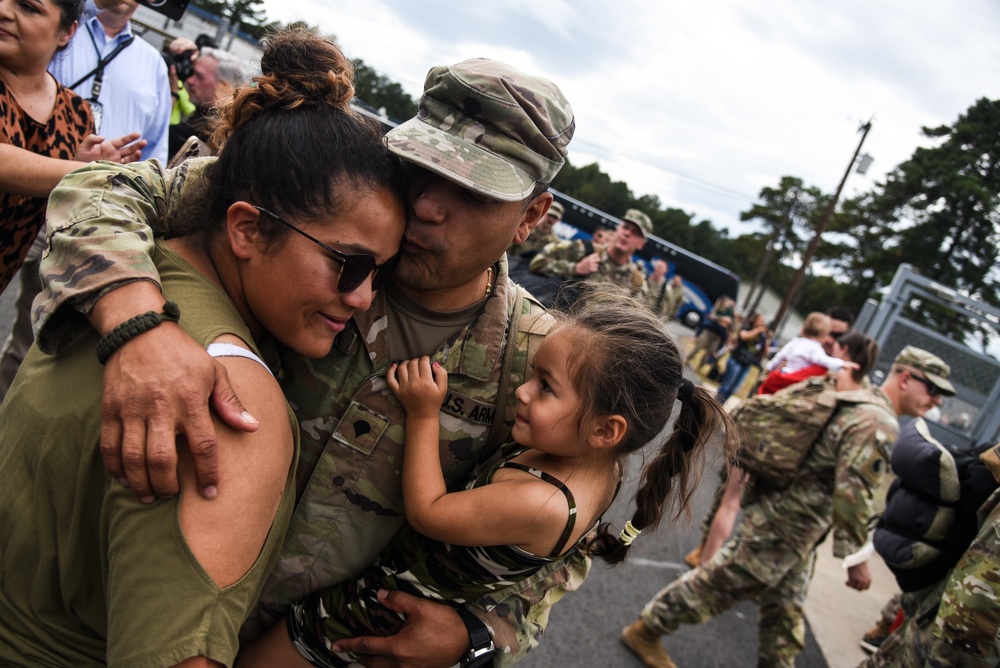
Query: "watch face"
463 650 497 668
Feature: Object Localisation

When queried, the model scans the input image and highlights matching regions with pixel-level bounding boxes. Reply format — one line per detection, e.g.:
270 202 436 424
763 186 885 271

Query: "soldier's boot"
620 620 677 668
683 545 702 569
859 616 893 654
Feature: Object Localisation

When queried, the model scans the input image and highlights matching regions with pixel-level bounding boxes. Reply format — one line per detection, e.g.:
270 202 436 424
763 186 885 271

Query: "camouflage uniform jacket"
527 238 651 304
656 281 685 319
738 386 898 581
34 158 591 665
918 485 1000 667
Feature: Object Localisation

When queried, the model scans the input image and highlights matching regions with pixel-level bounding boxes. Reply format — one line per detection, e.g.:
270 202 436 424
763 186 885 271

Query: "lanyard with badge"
69 24 135 134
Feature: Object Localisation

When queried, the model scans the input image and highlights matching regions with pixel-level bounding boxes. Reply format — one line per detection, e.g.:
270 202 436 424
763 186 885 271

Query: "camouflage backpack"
732 375 866 489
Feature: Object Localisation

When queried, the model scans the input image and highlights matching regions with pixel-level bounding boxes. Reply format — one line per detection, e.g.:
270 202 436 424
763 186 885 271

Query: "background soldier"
620 346 951 668
509 199 562 257
528 208 654 303
864 475 1000 668
656 273 685 321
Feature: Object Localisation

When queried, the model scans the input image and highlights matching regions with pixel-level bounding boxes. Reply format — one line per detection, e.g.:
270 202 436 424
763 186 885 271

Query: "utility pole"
743 189 799 314
770 120 873 330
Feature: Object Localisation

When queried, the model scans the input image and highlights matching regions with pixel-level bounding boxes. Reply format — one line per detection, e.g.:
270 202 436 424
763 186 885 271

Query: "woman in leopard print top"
0 0 143 293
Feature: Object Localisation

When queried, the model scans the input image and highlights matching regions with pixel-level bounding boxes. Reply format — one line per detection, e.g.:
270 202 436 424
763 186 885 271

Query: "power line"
570 138 759 202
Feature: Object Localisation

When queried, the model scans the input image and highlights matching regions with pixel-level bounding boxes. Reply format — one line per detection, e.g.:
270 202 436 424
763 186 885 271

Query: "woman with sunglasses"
0 28 405 667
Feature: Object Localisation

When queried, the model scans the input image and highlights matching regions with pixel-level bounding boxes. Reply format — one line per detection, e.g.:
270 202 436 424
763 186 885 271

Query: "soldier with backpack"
620 343 951 668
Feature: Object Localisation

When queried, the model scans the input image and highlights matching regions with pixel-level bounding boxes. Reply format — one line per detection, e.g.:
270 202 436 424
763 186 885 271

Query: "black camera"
163 48 196 81
138 0 190 21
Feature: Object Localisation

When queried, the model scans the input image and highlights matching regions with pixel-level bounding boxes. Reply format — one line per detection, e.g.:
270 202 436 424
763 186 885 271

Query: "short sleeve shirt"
0 75 92 292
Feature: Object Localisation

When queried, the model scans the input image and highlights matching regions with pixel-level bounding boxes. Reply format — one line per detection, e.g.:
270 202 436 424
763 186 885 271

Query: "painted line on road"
630 557 687 570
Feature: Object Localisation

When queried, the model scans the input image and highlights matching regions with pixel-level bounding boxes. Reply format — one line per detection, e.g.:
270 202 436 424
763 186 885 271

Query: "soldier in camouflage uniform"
34 59 581 666
509 200 562 257
653 273 685 321
528 207 654 303
620 347 950 668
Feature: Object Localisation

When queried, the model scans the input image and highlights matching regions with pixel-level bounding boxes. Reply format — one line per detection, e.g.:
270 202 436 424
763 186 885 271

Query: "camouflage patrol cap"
894 346 956 396
622 209 653 239
386 58 575 202
547 200 564 220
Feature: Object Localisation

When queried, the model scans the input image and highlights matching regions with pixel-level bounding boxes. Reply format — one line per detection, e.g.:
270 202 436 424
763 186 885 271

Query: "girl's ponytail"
585 383 738 565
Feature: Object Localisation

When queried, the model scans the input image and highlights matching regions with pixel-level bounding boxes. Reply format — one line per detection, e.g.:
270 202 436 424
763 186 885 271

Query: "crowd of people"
0 0 251 401
1 5 998 668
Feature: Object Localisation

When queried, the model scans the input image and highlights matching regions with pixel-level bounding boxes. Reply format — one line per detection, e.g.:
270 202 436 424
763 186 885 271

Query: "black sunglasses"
253 206 397 294
909 373 943 398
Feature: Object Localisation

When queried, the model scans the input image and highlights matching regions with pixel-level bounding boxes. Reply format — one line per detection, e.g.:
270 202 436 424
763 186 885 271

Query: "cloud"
261 0 1000 238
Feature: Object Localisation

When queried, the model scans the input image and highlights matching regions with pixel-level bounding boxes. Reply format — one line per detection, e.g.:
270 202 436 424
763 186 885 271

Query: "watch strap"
455 606 496 667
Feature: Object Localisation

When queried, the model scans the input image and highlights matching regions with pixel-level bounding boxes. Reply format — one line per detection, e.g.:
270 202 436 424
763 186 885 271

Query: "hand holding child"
387 357 448 419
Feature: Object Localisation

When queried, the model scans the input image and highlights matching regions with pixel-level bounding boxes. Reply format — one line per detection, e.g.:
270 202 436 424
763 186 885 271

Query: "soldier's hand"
574 252 601 276
92 282 258 501
329 589 468 667
101 324 258 502
846 562 872 591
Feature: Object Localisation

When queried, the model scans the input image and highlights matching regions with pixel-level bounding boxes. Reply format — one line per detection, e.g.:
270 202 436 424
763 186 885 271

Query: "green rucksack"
732 375 861 489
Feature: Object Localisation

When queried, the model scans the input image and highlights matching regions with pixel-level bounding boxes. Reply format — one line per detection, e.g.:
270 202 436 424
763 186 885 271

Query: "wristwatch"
456 606 497 667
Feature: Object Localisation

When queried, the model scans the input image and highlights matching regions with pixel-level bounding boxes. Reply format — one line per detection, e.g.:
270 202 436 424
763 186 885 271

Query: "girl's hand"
75 133 146 164
843 361 860 371
387 357 448 418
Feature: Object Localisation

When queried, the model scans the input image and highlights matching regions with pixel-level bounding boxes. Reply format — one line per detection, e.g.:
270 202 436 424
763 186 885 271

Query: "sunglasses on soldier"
253 205 398 294
908 372 943 398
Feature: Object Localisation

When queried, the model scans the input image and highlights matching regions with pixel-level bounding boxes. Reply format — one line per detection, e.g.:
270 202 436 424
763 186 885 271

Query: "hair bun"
256 28 354 110
213 28 355 147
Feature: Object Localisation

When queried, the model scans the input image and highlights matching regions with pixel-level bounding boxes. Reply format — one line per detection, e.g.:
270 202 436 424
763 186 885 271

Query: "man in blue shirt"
49 1 170 163
0 1 168 401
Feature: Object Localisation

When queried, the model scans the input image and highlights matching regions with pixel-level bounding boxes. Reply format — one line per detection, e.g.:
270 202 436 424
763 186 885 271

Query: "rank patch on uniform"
333 402 390 455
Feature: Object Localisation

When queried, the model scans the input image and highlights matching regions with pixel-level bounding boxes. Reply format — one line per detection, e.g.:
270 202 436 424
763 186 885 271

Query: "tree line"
194 2 1000 344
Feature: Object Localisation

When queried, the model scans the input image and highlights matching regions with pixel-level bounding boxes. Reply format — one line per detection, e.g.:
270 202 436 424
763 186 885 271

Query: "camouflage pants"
689 330 724 367
861 569 1000 668
860 581 947 668
640 538 816 668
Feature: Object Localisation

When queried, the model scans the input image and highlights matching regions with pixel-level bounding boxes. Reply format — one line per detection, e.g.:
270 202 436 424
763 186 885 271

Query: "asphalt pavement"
0 287 898 668
1 272 16 349
520 323 900 668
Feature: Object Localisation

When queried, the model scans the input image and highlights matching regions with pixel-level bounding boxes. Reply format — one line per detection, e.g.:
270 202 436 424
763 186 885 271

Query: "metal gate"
856 264 1000 449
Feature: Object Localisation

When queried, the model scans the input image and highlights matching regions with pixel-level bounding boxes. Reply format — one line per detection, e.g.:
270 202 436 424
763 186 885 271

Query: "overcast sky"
261 0 1000 237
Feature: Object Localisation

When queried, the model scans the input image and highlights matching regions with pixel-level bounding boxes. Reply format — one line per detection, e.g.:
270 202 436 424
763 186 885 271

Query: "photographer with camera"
162 37 197 127
167 42 250 161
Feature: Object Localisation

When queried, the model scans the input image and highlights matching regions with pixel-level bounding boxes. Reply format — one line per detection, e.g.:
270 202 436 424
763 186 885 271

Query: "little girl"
758 312 859 395
259 292 737 667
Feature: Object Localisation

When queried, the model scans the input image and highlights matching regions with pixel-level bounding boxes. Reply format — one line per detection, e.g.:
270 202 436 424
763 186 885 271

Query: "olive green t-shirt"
0 240 297 667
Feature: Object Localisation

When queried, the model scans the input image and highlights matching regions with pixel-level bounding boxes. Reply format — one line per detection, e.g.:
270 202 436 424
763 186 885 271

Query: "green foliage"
833 98 1000 338
168 20 998 335
551 161 633 215
352 59 418 123
191 0 269 37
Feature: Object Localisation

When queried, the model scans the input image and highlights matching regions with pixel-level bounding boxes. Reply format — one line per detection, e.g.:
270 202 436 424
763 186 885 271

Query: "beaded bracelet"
95 301 181 365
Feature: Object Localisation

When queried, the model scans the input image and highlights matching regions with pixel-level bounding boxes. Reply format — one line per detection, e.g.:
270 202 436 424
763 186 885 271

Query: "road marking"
630 557 687 570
